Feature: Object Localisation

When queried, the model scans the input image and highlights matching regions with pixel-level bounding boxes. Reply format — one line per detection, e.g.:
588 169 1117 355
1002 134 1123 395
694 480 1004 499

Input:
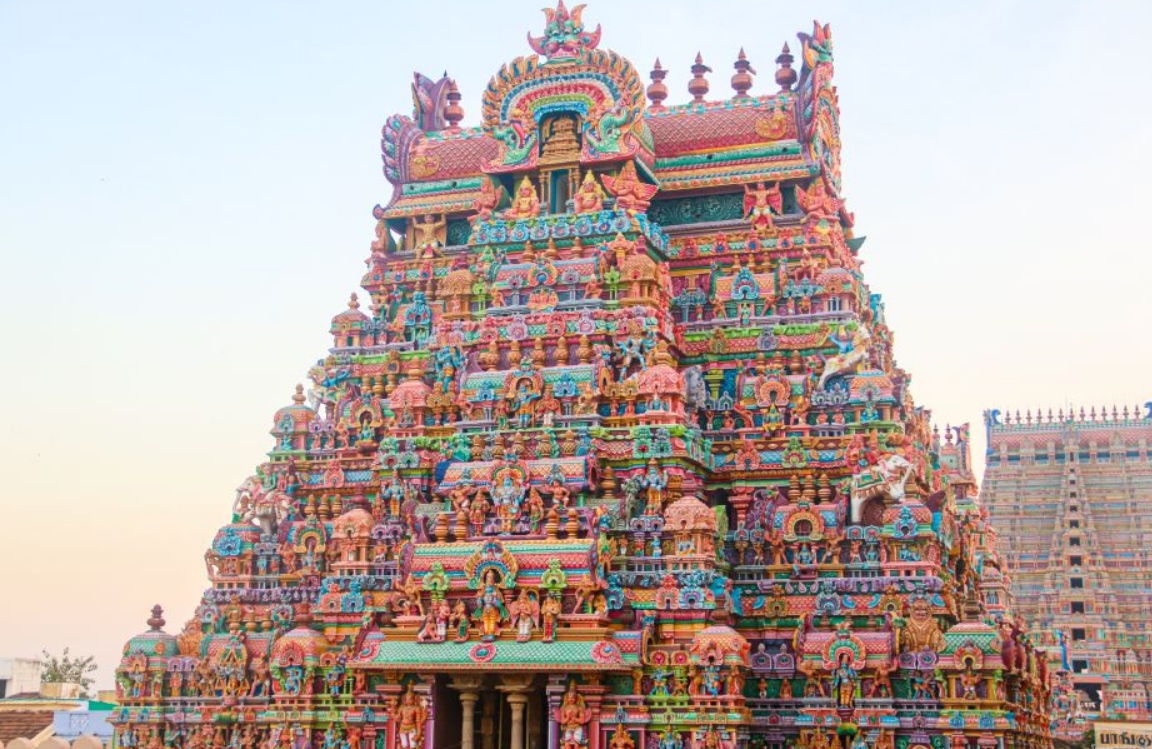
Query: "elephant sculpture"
849 454 913 524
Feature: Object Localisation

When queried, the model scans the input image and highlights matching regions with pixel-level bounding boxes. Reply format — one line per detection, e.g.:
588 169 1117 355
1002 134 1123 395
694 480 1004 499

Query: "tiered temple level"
981 405 1152 737
114 8 1051 749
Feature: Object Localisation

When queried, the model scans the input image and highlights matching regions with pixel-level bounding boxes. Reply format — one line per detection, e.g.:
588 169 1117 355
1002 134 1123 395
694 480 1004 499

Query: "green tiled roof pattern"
354 639 635 670
941 628 999 655
412 540 591 557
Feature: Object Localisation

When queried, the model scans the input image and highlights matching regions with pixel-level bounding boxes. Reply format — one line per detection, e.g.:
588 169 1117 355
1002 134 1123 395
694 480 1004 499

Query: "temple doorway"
434 675 548 749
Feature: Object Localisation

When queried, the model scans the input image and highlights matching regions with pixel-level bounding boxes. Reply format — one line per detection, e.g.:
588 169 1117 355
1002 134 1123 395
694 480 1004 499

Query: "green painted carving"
647 193 744 227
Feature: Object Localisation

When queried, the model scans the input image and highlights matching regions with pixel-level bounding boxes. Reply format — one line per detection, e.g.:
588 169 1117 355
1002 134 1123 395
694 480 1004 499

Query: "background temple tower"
981 405 1152 735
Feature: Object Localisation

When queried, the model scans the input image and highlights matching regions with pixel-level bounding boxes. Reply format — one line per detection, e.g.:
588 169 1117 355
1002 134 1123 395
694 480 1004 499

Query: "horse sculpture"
817 326 871 390
849 454 913 524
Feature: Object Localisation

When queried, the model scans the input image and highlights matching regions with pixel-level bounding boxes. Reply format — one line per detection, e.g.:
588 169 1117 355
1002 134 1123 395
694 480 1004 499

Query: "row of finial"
995 404 1151 426
434 45 800 129
647 45 798 110
932 424 969 444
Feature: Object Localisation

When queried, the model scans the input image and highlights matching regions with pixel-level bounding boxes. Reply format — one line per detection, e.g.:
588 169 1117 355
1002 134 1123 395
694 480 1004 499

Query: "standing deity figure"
557 680 592 749
493 475 525 534
435 598 451 640
701 664 722 697
541 593 562 642
469 492 490 536
642 461 667 516
510 379 541 428
395 685 428 749
474 570 508 641
832 654 858 709
509 588 539 642
743 182 782 237
960 668 980 700
449 599 471 642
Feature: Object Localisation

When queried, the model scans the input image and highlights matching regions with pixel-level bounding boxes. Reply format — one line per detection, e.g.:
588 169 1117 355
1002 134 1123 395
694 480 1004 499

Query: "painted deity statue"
541 593 562 642
474 570 508 640
601 161 657 212
609 726 634 749
411 214 446 257
503 177 542 219
509 588 539 642
493 475 526 533
573 171 606 213
471 179 504 223
744 182 782 237
901 599 945 653
832 654 858 709
450 599 470 642
395 685 427 749
558 680 592 749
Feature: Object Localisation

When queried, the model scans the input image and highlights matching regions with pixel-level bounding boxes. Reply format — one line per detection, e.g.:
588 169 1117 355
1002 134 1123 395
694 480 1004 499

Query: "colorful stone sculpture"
113 8 1052 749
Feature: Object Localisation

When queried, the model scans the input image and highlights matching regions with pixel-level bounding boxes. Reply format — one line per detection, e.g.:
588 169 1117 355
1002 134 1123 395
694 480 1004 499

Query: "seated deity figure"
573 171 606 213
503 177 542 219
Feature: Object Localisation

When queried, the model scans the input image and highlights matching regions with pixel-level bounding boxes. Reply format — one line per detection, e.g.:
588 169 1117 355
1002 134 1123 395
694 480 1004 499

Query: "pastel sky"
1 0 1149 690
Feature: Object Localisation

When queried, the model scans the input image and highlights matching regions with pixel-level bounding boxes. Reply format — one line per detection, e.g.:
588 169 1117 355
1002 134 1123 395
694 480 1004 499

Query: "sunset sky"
1 0 1149 688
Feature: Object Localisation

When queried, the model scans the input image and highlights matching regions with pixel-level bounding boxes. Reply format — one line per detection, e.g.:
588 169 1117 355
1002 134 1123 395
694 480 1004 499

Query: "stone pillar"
481 691 498 749
460 691 479 749
547 693 560 749
508 693 529 749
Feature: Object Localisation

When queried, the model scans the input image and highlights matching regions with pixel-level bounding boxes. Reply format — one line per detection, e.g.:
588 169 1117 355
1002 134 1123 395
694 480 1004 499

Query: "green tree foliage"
40 648 98 698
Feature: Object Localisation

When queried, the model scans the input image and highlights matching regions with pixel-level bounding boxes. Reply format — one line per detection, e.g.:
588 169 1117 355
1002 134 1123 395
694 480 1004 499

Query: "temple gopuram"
113 7 1052 749
981 405 1152 737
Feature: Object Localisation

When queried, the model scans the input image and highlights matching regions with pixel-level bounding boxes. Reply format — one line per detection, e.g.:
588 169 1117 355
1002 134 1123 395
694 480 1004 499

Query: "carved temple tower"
981 406 1152 737
113 8 1051 749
